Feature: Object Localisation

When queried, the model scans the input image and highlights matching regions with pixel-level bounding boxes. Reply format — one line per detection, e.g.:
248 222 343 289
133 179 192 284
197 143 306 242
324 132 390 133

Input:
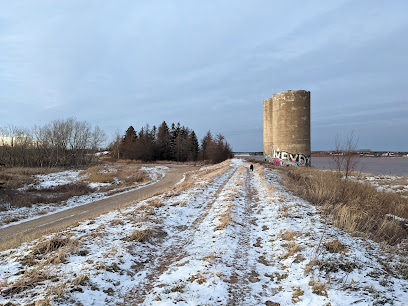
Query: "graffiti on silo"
264 150 311 167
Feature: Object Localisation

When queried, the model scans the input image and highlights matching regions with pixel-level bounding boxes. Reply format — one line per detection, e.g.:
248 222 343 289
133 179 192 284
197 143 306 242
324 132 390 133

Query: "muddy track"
0 165 198 250
127 165 238 305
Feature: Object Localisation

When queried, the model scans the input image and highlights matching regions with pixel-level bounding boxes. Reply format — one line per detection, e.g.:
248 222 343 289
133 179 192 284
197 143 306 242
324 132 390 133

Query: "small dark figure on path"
250 164 254 172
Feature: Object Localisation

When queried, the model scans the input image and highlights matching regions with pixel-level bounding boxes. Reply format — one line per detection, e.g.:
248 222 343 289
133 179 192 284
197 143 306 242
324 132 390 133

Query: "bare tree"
332 131 360 179
0 118 106 167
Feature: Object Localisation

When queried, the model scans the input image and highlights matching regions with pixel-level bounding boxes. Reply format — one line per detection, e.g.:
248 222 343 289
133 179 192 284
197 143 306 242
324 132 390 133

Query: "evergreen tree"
170 122 181 160
121 126 137 159
156 121 171 160
136 124 155 161
200 130 213 161
117 123 231 164
190 130 199 161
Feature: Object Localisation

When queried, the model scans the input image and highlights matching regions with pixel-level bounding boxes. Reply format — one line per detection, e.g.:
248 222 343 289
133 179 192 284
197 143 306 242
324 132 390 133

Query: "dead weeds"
324 239 349 254
123 228 152 242
279 167 408 245
281 242 303 259
309 278 328 297
278 230 298 241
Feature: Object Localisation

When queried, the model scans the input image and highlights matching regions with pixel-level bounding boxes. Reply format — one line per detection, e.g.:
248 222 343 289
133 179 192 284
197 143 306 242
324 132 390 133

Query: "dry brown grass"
116 169 146 185
80 164 148 187
80 165 116 183
2 181 95 209
46 281 67 299
35 297 51 306
0 167 62 189
279 204 293 218
214 202 233 231
255 165 276 195
2 263 53 296
187 273 207 284
281 241 303 259
304 259 320 275
215 214 232 231
292 286 304 303
146 198 163 208
324 239 349 254
278 230 298 241
72 273 90 286
274 272 288 280
2 216 21 224
203 254 216 263
133 203 155 216
279 167 408 245
123 228 152 242
32 235 71 255
110 218 125 226
309 278 328 297
116 159 143 164
20 234 80 265
0 166 109 210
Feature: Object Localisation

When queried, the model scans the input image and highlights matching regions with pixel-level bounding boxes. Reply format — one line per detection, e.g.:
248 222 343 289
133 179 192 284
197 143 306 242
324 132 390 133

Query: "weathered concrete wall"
263 98 273 155
263 90 311 165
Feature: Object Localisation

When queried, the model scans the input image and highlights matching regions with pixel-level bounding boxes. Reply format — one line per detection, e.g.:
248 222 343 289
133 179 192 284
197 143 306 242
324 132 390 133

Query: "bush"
2 182 95 209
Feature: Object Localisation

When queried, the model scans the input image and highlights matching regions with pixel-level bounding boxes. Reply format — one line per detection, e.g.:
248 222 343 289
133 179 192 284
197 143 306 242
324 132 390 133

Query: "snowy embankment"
0 166 168 229
0 159 407 305
356 174 408 197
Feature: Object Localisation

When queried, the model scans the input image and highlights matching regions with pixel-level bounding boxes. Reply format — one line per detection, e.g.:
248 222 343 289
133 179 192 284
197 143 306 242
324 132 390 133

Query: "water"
239 155 408 176
312 157 408 176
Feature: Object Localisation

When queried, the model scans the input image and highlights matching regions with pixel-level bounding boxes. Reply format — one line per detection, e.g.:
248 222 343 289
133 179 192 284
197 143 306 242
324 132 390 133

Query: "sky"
1 0 407 152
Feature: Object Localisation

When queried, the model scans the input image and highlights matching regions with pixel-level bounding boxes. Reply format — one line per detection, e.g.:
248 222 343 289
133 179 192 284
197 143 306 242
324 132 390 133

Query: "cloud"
1 0 407 151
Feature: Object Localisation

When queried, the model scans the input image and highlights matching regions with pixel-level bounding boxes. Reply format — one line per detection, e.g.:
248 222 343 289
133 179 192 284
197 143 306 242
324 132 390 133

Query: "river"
239 155 408 176
312 156 408 176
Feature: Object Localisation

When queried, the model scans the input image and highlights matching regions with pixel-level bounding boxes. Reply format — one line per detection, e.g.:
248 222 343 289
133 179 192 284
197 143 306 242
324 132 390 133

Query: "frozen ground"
0 159 407 305
355 174 408 197
0 166 168 229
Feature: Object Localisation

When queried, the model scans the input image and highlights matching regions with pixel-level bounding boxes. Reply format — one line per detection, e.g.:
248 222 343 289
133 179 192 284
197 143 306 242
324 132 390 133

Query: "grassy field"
0 163 151 211
274 165 408 246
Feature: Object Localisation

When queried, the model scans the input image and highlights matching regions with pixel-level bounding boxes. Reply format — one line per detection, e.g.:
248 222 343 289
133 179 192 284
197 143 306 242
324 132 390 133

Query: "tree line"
110 121 233 163
0 118 106 167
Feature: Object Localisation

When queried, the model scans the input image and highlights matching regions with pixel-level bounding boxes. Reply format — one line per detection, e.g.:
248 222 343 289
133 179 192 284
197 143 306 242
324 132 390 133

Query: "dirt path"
127 165 238 304
227 168 259 305
0 165 198 250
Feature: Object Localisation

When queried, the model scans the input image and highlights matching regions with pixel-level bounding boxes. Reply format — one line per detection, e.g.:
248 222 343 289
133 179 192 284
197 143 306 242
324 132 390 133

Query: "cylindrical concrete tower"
263 98 273 156
263 90 311 163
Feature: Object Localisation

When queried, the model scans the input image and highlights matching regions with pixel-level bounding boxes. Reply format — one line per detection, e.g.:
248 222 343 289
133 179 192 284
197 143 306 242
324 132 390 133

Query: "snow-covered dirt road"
1 159 407 305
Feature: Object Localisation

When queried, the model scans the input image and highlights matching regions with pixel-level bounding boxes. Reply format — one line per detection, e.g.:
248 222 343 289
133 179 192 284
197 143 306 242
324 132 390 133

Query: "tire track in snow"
227 166 260 305
125 164 239 304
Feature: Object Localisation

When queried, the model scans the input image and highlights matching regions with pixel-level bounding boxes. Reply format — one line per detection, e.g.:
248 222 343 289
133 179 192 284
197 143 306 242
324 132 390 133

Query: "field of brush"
0 162 168 229
0 159 407 305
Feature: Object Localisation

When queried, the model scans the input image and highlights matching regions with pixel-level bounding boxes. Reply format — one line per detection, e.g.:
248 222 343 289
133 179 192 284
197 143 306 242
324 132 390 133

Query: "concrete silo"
263 90 311 165
263 98 274 156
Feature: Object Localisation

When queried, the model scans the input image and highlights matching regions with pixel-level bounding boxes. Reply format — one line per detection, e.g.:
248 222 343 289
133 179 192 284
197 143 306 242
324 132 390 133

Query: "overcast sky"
1 0 407 151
